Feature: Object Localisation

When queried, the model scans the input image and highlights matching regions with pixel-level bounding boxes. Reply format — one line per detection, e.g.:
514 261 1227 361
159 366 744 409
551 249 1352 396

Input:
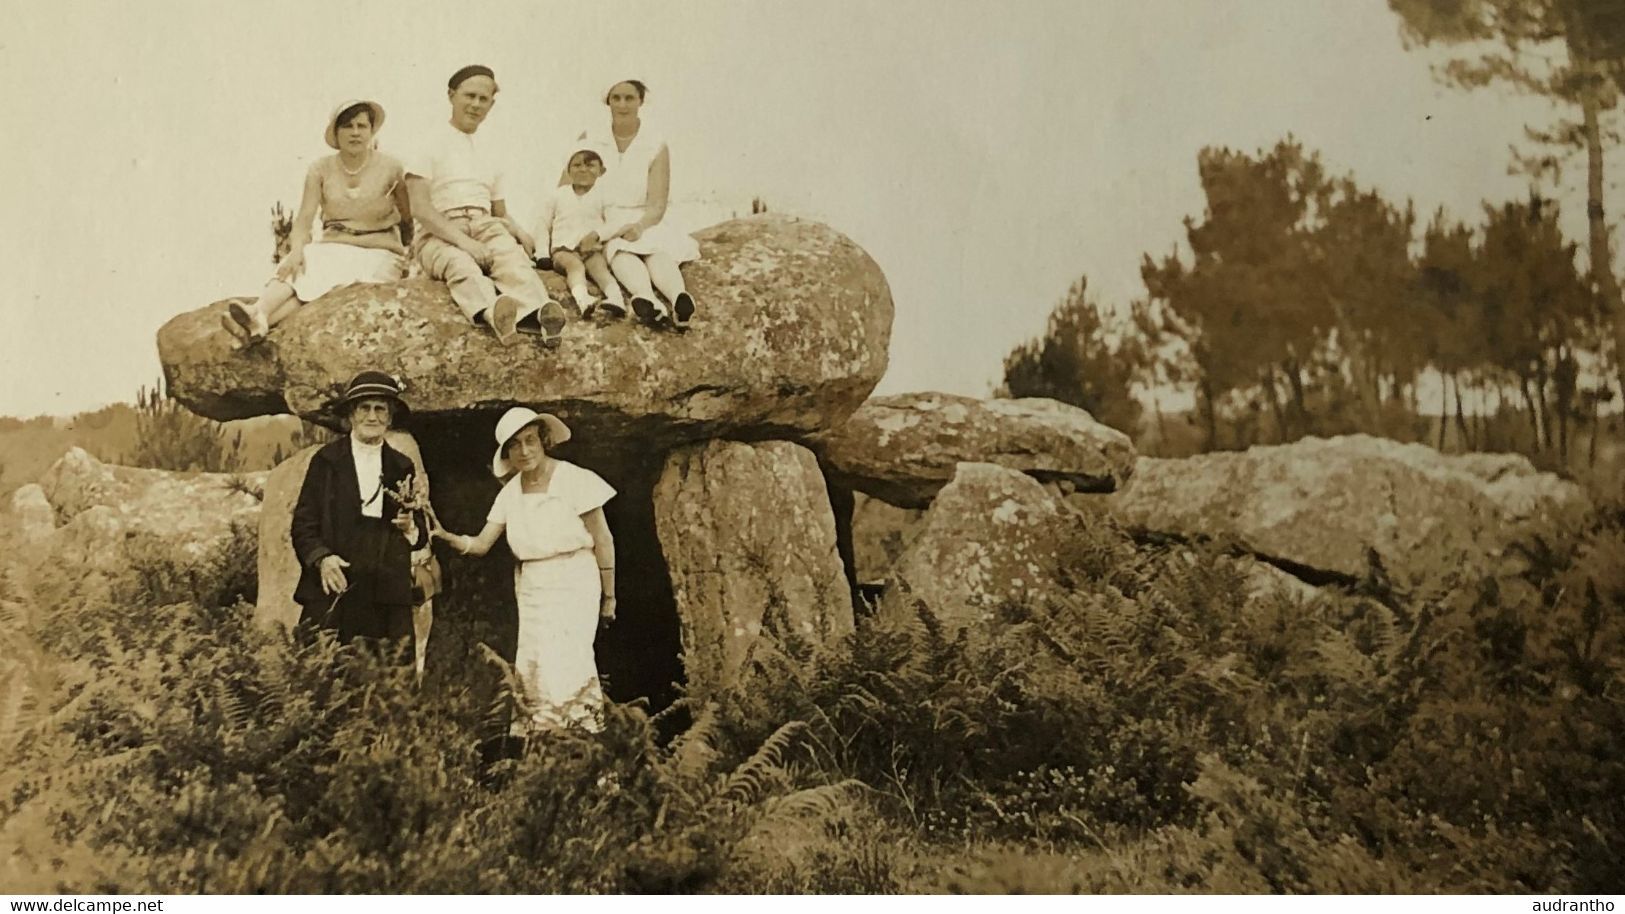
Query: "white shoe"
571 287 598 317
224 300 267 345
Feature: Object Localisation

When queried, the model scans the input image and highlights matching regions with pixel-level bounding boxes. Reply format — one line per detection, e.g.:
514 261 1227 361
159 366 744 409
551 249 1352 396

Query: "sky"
0 0 1611 418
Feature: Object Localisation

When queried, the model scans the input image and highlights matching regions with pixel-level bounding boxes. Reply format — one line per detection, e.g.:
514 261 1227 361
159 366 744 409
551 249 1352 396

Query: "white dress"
580 124 701 264
290 244 404 303
486 461 616 732
282 154 408 303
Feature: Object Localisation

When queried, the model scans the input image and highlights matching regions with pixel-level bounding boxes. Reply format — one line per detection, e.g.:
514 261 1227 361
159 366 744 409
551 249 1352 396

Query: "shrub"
124 381 245 473
706 504 1625 892
1 554 843 893
4 492 1621 892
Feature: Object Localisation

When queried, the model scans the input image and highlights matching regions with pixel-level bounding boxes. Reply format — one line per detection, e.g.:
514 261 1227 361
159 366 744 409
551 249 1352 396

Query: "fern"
719 720 803 805
0 665 33 764
209 678 251 732
475 642 528 736
757 778 872 822
5 457 1624 892
667 701 724 784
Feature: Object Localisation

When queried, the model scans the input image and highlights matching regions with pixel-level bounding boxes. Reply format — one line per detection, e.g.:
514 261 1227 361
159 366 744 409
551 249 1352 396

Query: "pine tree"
1000 277 1144 435
1389 0 1625 411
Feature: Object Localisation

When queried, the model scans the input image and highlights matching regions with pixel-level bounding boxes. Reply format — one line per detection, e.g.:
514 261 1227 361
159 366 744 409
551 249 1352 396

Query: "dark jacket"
291 436 428 614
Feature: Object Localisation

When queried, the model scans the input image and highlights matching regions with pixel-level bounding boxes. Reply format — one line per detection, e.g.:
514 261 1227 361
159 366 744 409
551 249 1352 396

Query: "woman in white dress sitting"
432 407 617 734
575 79 701 330
223 99 410 345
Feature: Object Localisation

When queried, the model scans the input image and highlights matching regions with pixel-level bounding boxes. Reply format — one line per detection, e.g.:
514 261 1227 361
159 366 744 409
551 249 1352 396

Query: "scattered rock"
34 448 264 562
32 505 124 573
652 439 854 698
17 449 263 603
1107 435 1591 583
1234 555 1322 604
815 392 1136 508
38 447 261 521
3 484 56 543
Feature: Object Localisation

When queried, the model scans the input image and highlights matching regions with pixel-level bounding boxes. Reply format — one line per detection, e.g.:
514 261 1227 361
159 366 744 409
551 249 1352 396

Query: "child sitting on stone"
533 145 626 318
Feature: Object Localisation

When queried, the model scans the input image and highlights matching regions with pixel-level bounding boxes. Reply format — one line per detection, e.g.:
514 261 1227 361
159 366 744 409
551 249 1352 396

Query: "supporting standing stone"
880 462 1076 637
653 440 854 699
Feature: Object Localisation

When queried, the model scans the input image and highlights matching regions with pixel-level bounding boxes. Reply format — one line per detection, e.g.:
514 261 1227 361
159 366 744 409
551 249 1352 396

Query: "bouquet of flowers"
388 471 443 602
387 470 431 514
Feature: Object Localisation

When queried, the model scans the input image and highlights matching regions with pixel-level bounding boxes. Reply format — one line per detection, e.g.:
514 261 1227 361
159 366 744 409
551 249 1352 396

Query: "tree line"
1004 137 1615 465
1008 1 1625 468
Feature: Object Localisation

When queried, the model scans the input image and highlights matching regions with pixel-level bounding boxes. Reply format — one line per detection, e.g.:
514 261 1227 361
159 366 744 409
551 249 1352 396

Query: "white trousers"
416 213 548 324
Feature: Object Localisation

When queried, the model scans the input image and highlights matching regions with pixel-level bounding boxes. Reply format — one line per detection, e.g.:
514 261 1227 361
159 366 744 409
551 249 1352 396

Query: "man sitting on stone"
291 371 428 662
408 64 569 347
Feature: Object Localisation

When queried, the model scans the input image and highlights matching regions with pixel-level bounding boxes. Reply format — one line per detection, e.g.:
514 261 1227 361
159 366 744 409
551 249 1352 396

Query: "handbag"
410 549 442 604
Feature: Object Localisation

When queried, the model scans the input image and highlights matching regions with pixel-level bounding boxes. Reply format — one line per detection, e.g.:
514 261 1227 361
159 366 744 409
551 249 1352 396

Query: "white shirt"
351 435 385 518
532 183 609 253
407 121 506 214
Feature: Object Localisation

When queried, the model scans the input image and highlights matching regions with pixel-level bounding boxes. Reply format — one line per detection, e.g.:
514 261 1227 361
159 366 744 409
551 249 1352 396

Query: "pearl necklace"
337 151 370 198
338 150 371 176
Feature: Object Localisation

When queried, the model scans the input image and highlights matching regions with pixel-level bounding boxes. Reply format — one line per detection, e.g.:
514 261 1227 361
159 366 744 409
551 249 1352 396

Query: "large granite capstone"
156 215 892 450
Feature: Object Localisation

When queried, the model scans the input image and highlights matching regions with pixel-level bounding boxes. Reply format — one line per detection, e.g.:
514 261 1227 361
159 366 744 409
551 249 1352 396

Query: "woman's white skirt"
602 206 700 264
282 241 406 303
511 548 604 733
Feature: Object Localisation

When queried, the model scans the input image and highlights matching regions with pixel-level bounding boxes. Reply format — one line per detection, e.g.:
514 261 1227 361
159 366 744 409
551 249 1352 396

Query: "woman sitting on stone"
224 100 410 345
573 79 700 329
432 407 617 734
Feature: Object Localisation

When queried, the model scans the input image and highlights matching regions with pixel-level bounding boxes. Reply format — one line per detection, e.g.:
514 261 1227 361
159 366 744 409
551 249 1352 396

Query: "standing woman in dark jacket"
292 371 428 660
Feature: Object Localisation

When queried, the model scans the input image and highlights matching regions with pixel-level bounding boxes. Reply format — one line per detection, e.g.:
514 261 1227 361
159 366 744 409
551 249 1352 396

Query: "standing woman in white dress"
576 79 702 329
223 99 410 345
432 407 617 733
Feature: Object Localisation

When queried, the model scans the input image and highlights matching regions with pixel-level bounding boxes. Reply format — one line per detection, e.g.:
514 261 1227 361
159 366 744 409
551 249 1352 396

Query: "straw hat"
324 99 387 149
491 406 572 477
